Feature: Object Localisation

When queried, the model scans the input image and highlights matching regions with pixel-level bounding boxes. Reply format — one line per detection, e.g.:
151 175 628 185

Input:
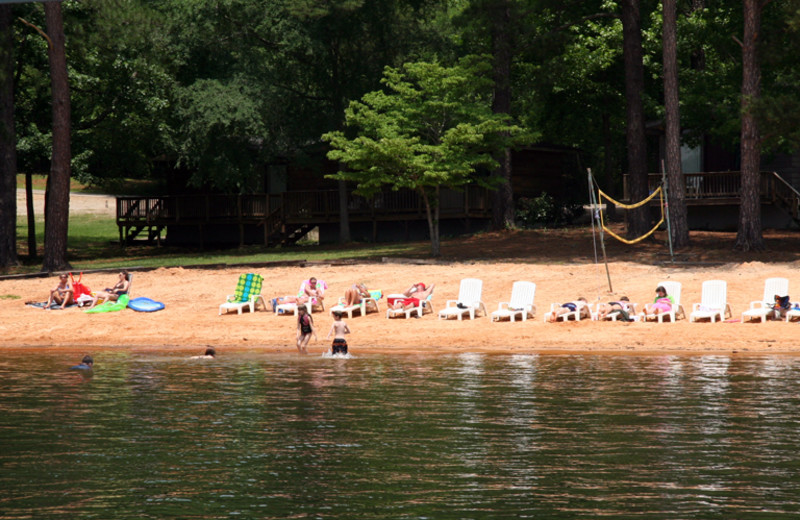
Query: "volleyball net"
596 187 665 245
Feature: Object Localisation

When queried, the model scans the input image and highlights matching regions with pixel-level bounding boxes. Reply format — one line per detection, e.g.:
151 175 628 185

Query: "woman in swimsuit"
296 306 316 355
343 283 371 307
597 296 631 320
45 274 74 310
87 271 130 309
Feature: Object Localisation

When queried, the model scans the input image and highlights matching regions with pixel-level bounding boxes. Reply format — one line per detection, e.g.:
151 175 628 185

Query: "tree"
0 5 16 269
734 0 765 251
662 0 689 248
42 1 71 272
323 57 520 256
620 0 650 239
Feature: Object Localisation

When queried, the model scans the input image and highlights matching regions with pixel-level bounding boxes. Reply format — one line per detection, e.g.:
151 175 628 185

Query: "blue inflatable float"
127 297 165 312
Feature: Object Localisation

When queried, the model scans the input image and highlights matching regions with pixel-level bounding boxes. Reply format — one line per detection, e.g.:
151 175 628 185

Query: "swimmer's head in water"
82 355 93 366
204 347 216 357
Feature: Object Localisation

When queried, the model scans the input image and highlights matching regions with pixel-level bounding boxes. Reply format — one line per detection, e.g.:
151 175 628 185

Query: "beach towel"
228 273 263 303
26 301 77 310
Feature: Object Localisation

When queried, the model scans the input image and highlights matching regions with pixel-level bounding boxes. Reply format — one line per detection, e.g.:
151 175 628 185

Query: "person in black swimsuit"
87 271 130 309
296 306 316 355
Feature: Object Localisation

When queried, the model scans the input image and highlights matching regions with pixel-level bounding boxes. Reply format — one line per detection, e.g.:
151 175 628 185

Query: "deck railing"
623 171 788 202
117 186 491 225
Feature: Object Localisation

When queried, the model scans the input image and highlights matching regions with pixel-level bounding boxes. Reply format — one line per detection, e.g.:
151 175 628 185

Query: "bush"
515 193 584 228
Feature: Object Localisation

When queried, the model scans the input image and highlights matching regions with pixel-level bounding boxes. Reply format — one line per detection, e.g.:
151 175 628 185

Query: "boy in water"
296 305 316 355
326 311 351 355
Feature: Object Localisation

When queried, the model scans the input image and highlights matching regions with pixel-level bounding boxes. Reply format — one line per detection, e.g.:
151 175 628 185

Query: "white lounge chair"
219 273 266 315
640 281 685 323
491 281 536 322
438 278 486 320
330 290 382 319
386 291 435 319
741 278 789 323
690 280 732 322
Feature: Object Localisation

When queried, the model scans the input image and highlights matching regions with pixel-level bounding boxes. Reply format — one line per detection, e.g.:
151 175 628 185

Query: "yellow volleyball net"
596 187 665 245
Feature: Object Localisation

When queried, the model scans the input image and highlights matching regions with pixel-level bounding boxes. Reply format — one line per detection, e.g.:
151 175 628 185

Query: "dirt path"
16 189 116 216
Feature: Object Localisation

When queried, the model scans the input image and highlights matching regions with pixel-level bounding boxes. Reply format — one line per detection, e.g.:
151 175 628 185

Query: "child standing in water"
296 306 316 355
326 311 351 355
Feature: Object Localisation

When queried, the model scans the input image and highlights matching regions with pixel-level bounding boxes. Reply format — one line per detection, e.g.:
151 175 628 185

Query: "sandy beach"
3 255 800 356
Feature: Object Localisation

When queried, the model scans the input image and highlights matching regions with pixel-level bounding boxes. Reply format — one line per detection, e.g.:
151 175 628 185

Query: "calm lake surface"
2 352 800 519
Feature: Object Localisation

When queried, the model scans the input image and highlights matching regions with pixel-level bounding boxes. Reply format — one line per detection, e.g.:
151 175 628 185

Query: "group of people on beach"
45 271 131 310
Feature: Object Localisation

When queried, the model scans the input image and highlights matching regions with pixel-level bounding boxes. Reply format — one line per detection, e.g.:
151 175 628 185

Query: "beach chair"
438 278 486 320
690 280 732 323
330 290 382 319
544 301 589 322
219 273 266 315
640 280 685 323
741 278 789 323
386 289 435 319
491 281 536 322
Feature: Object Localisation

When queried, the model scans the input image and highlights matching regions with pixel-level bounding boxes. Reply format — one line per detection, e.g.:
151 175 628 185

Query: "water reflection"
1 353 800 519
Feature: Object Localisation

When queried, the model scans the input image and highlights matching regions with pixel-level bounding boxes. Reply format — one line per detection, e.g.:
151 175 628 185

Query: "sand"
3 258 800 357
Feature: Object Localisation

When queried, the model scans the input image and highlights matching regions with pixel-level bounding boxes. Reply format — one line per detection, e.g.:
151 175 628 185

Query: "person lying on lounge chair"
387 283 435 311
271 277 326 311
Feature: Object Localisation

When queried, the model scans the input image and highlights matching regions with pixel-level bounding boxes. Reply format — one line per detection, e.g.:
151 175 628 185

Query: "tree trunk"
620 0 649 239
735 0 764 251
26 170 36 259
662 0 689 249
0 5 17 269
490 0 514 230
42 1 71 272
420 187 440 257
601 110 617 219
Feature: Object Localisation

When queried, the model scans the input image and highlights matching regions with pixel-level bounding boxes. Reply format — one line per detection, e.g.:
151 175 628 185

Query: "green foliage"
515 193 582 228
324 56 522 197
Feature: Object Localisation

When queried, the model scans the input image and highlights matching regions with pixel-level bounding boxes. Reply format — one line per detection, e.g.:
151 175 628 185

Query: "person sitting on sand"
87 271 130 309
387 282 435 311
45 273 74 310
548 297 590 322
596 296 633 321
271 277 326 312
642 286 674 316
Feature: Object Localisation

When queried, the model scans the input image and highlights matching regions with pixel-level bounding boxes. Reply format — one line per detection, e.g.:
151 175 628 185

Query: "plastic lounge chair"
491 281 536 322
544 301 588 322
219 273 266 315
640 280 685 323
386 290 435 319
741 278 789 323
330 290 382 319
690 280 732 323
438 278 486 320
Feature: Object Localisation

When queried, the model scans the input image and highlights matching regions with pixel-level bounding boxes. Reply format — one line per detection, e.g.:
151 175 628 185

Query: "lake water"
2 352 800 519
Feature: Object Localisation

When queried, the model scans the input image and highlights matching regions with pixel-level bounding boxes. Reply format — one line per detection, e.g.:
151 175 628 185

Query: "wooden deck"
116 186 492 246
623 171 800 214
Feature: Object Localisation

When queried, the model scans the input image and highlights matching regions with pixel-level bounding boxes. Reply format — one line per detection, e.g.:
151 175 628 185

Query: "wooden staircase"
765 171 800 227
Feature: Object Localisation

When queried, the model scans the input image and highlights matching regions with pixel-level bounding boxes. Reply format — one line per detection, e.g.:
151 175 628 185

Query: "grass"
16 174 163 196
14 212 428 274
